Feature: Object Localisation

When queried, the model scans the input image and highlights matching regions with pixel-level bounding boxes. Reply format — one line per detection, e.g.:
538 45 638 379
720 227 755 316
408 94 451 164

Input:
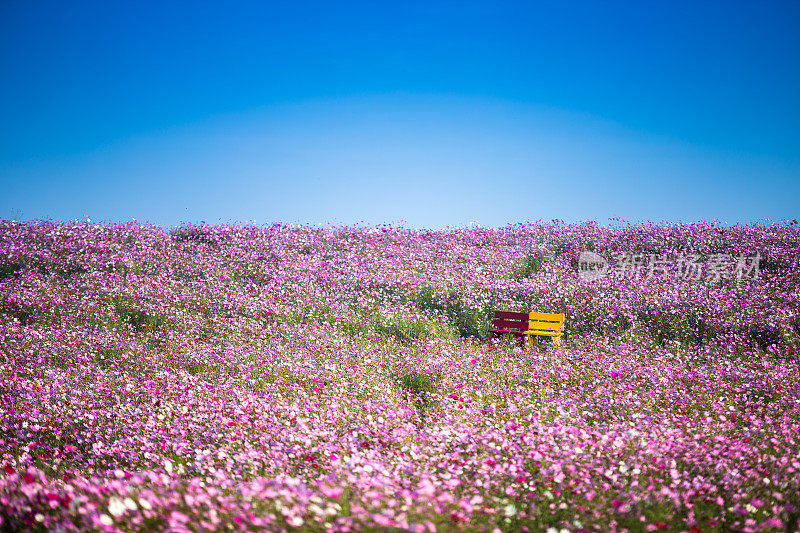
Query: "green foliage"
340 310 432 345
339 320 365 337
759 256 791 276
494 332 524 349
230 262 271 286
553 242 573 257
637 311 712 348
171 225 219 248
0 260 24 281
284 302 337 327
7 306 31 325
413 287 492 339
299 244 316 255
93 346 122 370
374 317 428 344
257 370 324 396
393 370 440 420
396 371 437 398
0 300 38 326
183 362 208 376
747 325 783 351
510 251 548 279
122 309 165 333
413 287 446 314
112 298 166 334
366 282 406 302
53 264 88 278
453 306 492 339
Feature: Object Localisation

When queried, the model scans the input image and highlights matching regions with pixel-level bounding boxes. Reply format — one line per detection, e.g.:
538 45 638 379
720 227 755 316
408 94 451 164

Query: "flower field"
1 219 799 532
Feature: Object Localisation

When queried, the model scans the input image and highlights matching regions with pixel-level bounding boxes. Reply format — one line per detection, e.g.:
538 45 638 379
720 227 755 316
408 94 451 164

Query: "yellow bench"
524 311 565 347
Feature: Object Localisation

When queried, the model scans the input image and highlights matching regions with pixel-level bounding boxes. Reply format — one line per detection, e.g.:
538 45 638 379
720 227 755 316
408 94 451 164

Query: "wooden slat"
529 312 565 322
523 330 562 337
494 310 529 320
528 321 564 331
492 318 528 330
489 329 526 336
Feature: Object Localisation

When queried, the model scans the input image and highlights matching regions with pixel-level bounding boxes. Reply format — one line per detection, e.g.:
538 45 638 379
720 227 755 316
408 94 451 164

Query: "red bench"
489 310 530 345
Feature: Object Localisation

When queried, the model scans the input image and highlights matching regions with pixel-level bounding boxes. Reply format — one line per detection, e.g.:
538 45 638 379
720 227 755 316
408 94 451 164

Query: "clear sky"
1 0 798 228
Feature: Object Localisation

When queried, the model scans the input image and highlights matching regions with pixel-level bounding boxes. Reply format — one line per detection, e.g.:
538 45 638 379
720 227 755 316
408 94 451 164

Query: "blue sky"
1 0 798 228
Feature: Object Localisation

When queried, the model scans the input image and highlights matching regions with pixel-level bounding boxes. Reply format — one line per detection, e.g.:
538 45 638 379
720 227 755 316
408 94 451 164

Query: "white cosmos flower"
108 497 125 517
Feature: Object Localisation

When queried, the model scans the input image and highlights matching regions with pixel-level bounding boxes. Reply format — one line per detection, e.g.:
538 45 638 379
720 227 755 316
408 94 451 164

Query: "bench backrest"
527 312 565 335
493 310 530 332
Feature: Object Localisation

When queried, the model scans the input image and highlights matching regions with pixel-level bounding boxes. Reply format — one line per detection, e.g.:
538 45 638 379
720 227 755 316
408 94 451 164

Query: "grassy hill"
1 220 798 531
